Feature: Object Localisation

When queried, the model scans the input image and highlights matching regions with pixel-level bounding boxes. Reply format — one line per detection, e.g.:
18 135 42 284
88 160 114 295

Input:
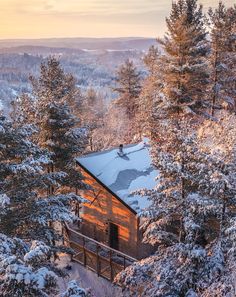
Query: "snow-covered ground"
56 255 122 297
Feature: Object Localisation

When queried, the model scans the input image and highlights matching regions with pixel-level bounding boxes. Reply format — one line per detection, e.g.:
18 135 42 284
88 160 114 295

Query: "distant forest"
0 38 154 113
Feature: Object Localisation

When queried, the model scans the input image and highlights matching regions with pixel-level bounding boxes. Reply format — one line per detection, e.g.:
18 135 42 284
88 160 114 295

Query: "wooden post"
96 244 100 276
83 237 86 267
64 223 70 245
51 163 54 194
123 256 126 270
109 250 113 281
47 164 50 196
62 223 65 245
75 188 80 225
211 46 219 117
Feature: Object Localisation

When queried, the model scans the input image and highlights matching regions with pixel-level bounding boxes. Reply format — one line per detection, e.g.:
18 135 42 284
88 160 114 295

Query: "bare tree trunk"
89 136 93 151
211 45 219 117
51 163 54 194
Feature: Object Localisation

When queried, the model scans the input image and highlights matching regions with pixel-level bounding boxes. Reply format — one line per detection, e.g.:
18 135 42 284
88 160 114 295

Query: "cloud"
5 0 169 16
3 0 233 18
0 0 234 39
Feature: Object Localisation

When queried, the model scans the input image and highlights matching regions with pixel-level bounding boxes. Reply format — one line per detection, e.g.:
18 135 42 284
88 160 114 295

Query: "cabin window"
108 222 119 250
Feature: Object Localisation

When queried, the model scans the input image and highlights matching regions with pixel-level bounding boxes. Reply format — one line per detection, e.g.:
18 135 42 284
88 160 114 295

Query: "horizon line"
0 36 157 41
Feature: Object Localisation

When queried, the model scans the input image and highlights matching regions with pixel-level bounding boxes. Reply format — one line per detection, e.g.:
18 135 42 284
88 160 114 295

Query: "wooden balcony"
65 224 137 282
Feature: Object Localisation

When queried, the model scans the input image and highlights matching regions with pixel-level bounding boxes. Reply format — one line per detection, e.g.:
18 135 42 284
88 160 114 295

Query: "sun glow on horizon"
0 0 234 39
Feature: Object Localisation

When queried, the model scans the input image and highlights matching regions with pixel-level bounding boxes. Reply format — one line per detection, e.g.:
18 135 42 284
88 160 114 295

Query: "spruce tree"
0 116 84 245
114 59 141 119
61 280 90 297
40 102 87 192
0 236 58 297
155 0 210 114
137 46 161 137
0 117 86 296
13 57 88 194
80 88 106 151
209 2 236 115
115 1 236 295
30 57 79 113
116 116 236 296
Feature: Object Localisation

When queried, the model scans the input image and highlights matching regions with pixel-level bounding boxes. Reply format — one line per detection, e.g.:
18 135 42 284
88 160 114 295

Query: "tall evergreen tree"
0 117 86 296
137 46 161 137
12 57 88 194
30 57 79 114
114 59 142 120
40 102 87 192
0 116 84 245
80 88 106 151
209 2 236 115
116 115 236 296
116 1 236 295
155 0 210 115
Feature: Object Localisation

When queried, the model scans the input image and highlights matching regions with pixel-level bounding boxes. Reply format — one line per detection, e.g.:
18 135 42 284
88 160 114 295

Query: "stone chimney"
118 144 124 156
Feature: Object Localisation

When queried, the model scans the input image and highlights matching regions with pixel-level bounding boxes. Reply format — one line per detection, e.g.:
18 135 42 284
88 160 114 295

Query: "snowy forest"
0 38 152 115
1 0 236 296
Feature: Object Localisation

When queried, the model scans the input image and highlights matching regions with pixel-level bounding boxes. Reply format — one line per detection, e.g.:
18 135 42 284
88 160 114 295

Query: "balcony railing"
65 223 137 281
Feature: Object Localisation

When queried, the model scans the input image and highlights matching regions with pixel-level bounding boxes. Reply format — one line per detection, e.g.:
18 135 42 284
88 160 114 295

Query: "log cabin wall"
78 169 139 259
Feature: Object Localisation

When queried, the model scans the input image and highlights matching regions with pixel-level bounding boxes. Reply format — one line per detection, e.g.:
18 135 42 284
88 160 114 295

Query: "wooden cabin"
76 140 158 260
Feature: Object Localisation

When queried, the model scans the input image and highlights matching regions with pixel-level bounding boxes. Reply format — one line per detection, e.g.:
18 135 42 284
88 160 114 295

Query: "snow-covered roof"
77 139 158 213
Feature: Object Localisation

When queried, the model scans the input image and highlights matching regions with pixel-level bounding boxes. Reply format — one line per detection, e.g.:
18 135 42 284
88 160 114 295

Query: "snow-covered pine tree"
12 57 80 124
116 107 236 296
114 59 142 120
13 57 89 194
209 2 236 115
0 117 88 296
0 235 59 297
141 119 231 246
224 5 236 112
190 112 236 297
30 57 80 114
80 88 106 151
109 59 143 143
61 280 90 297
116 115 236 296
11 93 36 126
115 2 236 294
143 45 160 75
0 116 85 248
154 0 210 115
136 45 163 138
40 102 88 193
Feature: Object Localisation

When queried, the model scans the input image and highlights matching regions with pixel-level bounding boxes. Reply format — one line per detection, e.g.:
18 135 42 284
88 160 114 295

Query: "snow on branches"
0 236 58 297
0 194 10 209
116 111 236 296
61 280 90 297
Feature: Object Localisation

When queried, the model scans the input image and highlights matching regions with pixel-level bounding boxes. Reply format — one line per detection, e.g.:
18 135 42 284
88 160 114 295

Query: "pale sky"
0 0 234 39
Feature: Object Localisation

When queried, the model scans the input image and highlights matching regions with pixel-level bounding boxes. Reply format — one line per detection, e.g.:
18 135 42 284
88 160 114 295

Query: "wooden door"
109 223 119 250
